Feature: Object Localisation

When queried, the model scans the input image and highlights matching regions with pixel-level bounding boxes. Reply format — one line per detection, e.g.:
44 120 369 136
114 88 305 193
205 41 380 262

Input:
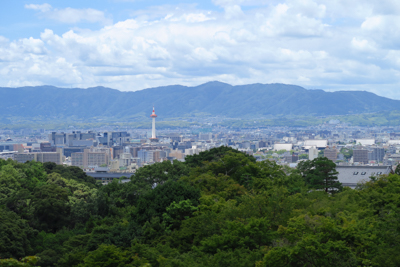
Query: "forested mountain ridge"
0 82 399 119
2 147 400 266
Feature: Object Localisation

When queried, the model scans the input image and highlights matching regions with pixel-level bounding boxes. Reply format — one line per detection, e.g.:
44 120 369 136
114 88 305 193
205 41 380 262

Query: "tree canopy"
2 147 400 266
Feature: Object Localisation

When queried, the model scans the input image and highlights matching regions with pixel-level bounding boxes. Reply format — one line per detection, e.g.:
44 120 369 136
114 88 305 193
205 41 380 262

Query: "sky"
1 0 400 99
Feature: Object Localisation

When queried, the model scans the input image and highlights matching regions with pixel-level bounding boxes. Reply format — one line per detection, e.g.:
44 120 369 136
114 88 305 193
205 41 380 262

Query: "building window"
361 172 366 175
353 172 359 175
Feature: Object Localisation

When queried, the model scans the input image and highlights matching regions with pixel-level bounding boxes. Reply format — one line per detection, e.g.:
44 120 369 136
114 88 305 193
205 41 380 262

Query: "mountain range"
0 81 399 120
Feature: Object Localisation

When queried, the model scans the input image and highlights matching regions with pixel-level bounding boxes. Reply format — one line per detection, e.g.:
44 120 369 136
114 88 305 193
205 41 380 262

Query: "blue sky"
1 0 400 99
0 1 220 40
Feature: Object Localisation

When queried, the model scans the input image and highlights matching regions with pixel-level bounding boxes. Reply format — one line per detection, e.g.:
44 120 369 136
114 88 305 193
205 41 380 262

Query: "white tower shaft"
152 117 156 138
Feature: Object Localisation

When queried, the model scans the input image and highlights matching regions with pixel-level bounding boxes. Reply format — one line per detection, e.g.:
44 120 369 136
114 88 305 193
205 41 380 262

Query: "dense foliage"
1 147 400 266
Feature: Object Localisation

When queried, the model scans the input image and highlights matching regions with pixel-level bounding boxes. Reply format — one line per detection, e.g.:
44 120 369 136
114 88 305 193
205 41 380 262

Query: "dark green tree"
185 146 256 168
31 184 70 232
297 157 342 193
0 209 34 259
134 180 200 225
43 162 97 188
395 164 400 176
81 244 149 267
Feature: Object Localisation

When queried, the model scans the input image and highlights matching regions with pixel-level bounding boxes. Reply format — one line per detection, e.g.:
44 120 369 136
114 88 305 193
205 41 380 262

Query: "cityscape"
0 106 399 188
3 0 400 266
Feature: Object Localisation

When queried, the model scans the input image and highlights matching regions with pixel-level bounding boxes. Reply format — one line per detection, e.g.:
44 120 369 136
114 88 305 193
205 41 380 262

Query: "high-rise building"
370 147 385 162
49 132 69 145
111 132 130 146
309 146 318 160
138 149 155 163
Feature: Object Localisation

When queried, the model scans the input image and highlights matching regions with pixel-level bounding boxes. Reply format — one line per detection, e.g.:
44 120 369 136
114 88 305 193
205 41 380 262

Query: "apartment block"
353 149 369 164
71 148 109 168
324 148 338 161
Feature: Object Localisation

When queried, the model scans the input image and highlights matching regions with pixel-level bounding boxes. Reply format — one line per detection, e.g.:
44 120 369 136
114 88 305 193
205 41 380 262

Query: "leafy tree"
36 249 59 267
0 164 22 204
4 149 400 266
0 256 40 267
0 209 34 259
43 162 97 188
276 150 287 155
130 160 190 202
181 172 247 200
57 234 91 267
204 151 259 187
395 164 400 175
21 161 48 190
80 244 150 267
185 146 256 168
299 154 308 160
162 199 198 231
31 184 70 232
260 214 366 267
134 180 200 225
199 217 274 253
297 157 342 193
340 148 353 160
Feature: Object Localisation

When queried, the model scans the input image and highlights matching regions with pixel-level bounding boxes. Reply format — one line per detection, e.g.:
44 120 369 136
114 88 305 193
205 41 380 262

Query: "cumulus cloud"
25 3 112 25
1 0 400 99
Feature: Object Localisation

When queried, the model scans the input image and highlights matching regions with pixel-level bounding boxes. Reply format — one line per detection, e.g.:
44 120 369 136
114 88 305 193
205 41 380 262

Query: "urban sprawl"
0 108 398 188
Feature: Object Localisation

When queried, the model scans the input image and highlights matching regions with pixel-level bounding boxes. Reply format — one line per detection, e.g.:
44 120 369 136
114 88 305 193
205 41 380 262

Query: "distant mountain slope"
0 82 399 119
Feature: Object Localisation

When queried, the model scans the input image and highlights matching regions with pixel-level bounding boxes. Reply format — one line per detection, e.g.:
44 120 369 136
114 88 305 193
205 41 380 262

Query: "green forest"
1 147 400 266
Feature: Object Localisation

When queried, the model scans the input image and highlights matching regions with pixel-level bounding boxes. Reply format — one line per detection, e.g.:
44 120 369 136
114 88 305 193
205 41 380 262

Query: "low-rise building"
324 148 338 161
14 148 63 164
336 166 392 188
71 148 109 168
353 149 369 164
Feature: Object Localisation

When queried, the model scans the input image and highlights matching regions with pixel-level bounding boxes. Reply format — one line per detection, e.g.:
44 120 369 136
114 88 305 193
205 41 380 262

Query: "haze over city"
1 0 400 98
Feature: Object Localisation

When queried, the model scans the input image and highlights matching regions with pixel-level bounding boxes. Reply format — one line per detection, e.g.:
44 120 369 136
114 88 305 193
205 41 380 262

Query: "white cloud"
25 3 112 25
212 0 269 7
1 0 400 99
0 36 9 44
25 3 52 12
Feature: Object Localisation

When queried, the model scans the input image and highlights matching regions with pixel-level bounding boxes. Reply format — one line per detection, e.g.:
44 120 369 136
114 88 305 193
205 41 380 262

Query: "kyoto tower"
150 106 158 142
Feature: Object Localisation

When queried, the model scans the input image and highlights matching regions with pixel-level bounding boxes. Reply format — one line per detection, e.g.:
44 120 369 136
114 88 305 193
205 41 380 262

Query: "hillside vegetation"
1 82 399 121
1 148 400 266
